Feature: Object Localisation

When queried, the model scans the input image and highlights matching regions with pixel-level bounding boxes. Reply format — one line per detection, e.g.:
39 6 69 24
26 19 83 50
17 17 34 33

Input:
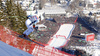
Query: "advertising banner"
85 33 95 41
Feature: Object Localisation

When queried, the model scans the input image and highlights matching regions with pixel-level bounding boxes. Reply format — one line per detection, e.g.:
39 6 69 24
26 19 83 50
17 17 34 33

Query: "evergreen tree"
15 2 27 34
0 0 27 34
0 0 3 22
39 0 46 9
0 0 3 17
0 0 7 26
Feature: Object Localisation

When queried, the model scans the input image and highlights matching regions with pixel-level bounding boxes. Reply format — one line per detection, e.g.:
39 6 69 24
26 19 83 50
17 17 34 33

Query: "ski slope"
0 41 33 56
48 24 75 48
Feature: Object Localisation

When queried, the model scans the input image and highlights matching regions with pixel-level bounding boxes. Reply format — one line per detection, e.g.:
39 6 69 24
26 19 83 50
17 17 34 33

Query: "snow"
49 37 67 48
44 9 66 15
14 1 22 5
26 10 45 20
0 19 4 21
27 3 36 11
54 24 75 38
0 41 33 56
48 24 75 48
26 10 43 17
43 3 66 15
30 3 36 7
96 15 100 20
21 1 30 6
26 2 67 21
89 0 100 4
96 34 100 40
70 39 100 56
26 11 36 16
45 3 52 7
82 10 90 14
93 49 100 56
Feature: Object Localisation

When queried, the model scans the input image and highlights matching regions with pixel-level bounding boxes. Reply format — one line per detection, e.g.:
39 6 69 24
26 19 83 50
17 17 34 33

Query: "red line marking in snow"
74 17 78 23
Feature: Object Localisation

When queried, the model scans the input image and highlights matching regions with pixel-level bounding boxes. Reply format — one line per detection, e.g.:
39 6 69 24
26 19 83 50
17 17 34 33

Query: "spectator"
89 12 92 16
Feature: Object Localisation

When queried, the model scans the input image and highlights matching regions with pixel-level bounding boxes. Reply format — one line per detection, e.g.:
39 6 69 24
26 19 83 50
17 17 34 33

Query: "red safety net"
0 25 74 56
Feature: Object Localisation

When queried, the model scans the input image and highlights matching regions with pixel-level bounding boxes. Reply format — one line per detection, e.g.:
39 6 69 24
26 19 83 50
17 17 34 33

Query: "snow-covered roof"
60 0 67 3
22 2 30 6
44 3 51 7
89 0 100 4
26 10 44 17
14 1 23 5
27 3 37 11
44 2 66 15
44 9 66 15
82 10 90 14
37 10 45 15
26 11 36 15
30 3 36 7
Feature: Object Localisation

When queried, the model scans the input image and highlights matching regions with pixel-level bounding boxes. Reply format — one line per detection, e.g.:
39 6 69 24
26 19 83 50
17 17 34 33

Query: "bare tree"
39 0 46 9
68 0 83 12
96 2 100 8
51 0 55 6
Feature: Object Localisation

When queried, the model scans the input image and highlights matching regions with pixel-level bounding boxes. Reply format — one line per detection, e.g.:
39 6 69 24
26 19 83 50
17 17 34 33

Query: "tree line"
0 0 27 34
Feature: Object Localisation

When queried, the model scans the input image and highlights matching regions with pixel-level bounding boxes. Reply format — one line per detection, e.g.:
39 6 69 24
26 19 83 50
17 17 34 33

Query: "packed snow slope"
48 24 75 48
0 41 33 56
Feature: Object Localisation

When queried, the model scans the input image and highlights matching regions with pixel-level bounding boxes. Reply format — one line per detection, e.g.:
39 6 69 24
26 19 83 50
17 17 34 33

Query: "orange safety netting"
0 25 74 56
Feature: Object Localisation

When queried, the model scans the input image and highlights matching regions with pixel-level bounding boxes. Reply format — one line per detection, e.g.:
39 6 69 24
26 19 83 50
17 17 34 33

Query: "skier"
21 15 39 39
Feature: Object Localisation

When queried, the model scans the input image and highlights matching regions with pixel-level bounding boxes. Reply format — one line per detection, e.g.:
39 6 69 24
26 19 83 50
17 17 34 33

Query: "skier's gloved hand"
33 24 35 28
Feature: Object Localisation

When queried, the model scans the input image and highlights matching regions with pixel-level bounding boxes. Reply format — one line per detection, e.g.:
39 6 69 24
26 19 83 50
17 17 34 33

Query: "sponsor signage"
85 33 95 41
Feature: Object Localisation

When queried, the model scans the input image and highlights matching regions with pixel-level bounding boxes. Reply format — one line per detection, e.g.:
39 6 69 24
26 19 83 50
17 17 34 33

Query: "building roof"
44 9 66 14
